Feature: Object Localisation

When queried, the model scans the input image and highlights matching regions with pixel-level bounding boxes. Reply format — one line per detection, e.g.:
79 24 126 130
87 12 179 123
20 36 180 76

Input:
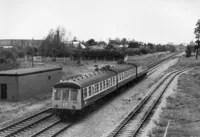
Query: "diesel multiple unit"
52 62 148 118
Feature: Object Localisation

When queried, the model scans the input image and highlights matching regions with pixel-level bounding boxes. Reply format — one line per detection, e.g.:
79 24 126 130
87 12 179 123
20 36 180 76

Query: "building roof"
0 66 62 76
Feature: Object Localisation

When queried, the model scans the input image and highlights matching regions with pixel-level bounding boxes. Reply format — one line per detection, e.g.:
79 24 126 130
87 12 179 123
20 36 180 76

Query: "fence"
18 56 118 66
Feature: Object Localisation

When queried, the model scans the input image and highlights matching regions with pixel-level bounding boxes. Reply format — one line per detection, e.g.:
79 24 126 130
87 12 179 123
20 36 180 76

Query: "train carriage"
111 64 137 88
52 62 147 118
52 70 117 117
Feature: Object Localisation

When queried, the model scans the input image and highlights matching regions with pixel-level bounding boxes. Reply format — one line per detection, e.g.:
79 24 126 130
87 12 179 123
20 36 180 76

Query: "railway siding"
147 56 200 137
104 70 187 137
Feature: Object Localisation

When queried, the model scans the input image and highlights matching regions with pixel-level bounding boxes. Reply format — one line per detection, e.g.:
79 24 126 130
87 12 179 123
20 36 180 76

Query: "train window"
97 83 99 92
106 80 109 87
62 89 69 101
100 82 102 91
71 89 78 102
83 88 87 99
113 77 115 85
103 81 106 89
108 79 111 87
94 84 98 93
91 85 95 94
120 73 123 80
54 88 61 100
88 86 92 96
112 77 115 85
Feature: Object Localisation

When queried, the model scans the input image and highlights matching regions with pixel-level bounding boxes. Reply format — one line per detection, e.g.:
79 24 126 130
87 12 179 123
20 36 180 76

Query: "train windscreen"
62 89 70 101
71 89 78 102
54 88 61 100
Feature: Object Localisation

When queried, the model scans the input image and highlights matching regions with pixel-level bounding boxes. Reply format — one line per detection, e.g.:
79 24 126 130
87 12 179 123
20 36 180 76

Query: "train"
51 62 148 119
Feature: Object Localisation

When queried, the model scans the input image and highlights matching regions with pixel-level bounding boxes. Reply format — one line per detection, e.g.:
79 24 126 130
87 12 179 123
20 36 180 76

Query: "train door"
0 84 7 99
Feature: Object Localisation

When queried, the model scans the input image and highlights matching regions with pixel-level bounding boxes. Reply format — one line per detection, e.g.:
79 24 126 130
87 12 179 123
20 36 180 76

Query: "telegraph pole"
196 38 200 60
31 38 34 67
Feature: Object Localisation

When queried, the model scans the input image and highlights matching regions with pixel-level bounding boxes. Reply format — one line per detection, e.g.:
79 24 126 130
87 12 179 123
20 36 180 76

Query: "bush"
0 48 16 61
81 49 125 60
185 46 192 57
0 48 20 71
139 47 148 54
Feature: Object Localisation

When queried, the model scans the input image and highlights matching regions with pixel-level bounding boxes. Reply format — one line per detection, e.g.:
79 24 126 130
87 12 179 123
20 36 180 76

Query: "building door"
1 84 7 99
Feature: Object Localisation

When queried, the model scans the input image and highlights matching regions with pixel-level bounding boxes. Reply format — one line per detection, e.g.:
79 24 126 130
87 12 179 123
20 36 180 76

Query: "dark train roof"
53 64 136 89
54 70 116 89
54 81 81 89
111 64 136 73
126 60 146 66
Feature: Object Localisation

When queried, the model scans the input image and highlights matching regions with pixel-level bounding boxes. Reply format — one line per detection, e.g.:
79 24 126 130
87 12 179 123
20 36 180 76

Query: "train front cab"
52 87 82 118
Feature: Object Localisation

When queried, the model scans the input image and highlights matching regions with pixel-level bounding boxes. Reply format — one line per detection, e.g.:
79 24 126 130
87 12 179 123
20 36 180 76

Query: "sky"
0 0 200 44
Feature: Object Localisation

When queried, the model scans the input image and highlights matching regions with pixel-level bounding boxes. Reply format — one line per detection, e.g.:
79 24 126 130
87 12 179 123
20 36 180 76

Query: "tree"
39 27 72 57
194 19 200 59
85 39 97 47
105 43 116 51
25 46 33 56
121 38 128 45
108 39 120 45
128 40 140 48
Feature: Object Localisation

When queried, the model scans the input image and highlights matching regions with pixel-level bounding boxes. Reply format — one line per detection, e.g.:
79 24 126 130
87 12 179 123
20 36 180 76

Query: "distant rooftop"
0 66 62 76
0 39 43 47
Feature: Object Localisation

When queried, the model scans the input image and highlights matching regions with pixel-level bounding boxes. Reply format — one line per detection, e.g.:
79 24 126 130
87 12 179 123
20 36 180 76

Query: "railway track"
0 108 52 137
105 68 192 137
147 54 176 76
30 120 74 137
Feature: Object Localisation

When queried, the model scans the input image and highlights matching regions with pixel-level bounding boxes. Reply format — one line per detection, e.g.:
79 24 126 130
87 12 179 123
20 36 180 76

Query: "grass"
150 56 200 136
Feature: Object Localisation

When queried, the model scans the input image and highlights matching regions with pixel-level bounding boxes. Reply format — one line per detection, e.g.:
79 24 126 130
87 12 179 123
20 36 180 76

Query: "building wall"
0 76 18 101
18 69 62 101
0 39 42 48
